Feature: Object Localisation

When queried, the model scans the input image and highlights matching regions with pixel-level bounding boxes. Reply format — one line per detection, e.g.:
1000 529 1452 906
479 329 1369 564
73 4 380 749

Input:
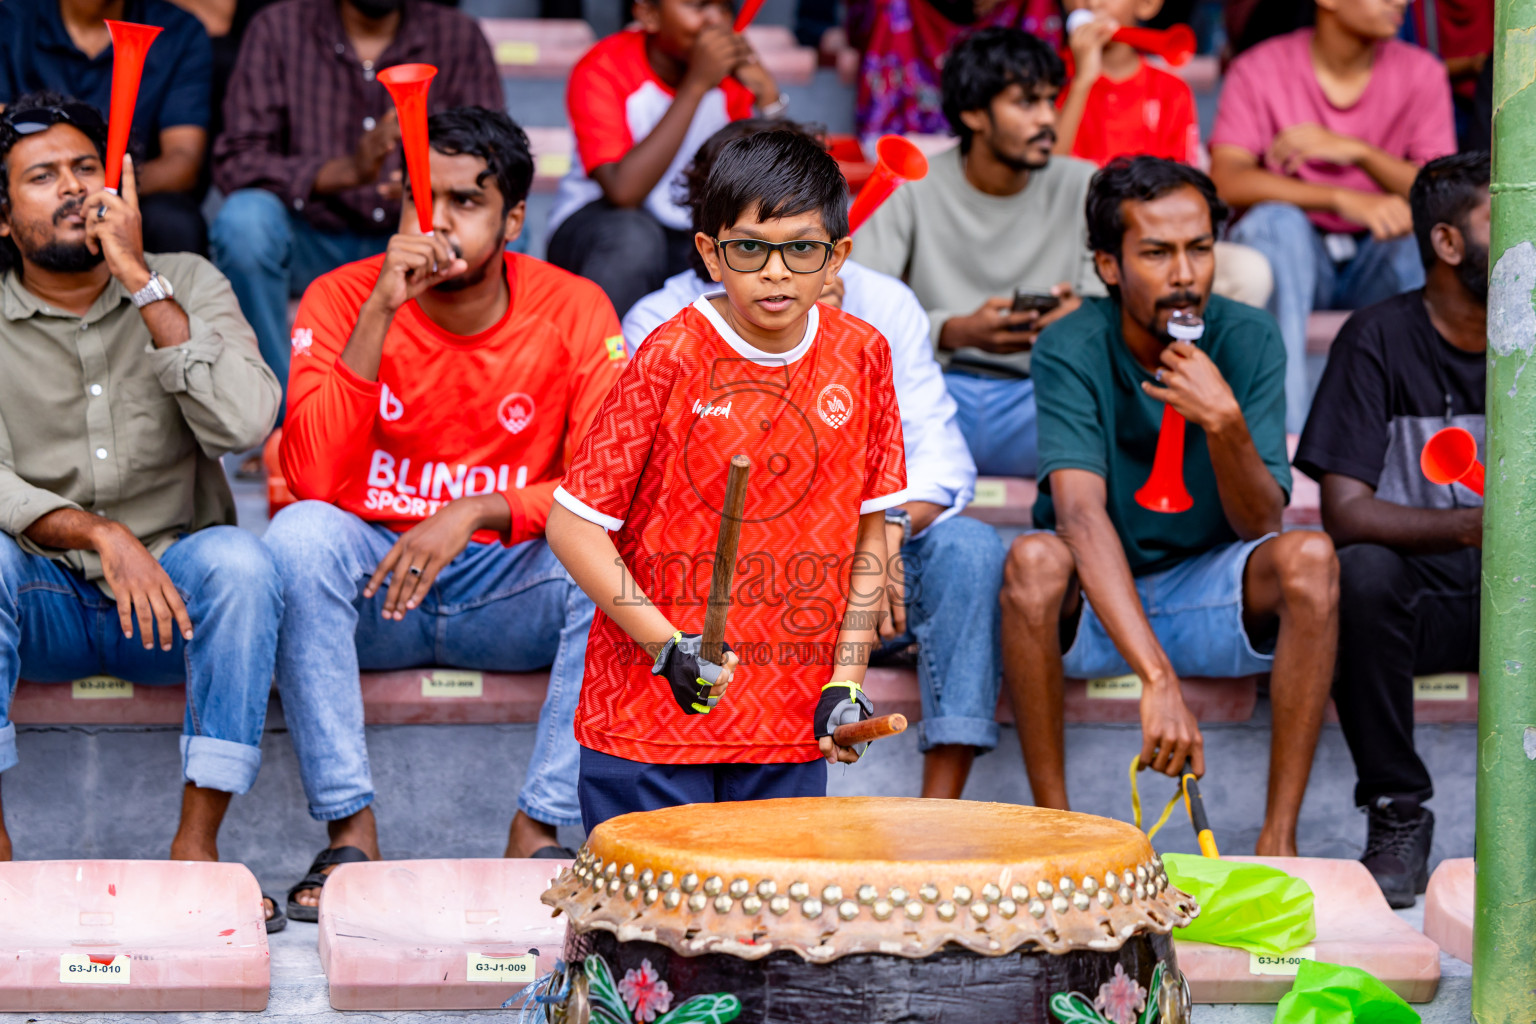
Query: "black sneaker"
1360 796 1434 909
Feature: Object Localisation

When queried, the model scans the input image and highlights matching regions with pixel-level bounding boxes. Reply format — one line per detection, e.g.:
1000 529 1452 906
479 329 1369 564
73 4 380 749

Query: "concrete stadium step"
317 858 569 1010
0 860 270 1012
1176 855 1442 1004
1423 858 1473 964
481 18 594 77
9 665 1477 727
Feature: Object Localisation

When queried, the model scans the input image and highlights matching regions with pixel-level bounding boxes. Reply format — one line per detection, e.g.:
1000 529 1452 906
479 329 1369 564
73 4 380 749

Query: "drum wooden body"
541 798 1197 1024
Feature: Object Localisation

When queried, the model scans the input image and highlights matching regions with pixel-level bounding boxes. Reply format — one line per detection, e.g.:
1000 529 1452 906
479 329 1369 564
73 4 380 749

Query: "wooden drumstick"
701 455 750 667
834 712 907 748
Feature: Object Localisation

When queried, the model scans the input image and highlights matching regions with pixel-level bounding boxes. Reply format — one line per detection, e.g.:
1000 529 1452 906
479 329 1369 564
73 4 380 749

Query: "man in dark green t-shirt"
1001 157 1340 857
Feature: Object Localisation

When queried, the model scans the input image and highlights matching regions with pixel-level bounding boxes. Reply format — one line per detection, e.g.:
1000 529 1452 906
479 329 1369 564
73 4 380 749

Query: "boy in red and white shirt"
549 130 906 828
264 109 624 920
546 0 780 318
1056 0 1274 310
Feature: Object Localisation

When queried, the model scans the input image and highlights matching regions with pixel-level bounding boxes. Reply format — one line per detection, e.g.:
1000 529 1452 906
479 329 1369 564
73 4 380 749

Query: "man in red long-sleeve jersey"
262 107 625 923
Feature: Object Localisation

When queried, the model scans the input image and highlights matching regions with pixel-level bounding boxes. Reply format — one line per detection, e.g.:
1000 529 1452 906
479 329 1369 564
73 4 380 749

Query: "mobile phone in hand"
1008 289 1060 332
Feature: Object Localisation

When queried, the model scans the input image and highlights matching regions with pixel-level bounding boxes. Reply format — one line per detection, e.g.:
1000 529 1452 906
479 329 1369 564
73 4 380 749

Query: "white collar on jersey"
691 292 819 366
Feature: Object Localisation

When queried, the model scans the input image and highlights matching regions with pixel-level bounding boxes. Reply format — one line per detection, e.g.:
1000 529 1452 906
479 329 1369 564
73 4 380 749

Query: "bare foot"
0 827 11 862
292 807 380 910
503 809 563 858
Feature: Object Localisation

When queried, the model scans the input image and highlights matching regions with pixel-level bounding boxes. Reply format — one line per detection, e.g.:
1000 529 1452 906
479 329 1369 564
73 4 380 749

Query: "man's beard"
1456 238 1489 304
994 127 1054 172
430 235 503 294
13 198 104 273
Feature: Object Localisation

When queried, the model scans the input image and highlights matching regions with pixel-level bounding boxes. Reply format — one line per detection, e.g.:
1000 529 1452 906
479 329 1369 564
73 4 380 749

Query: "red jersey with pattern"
556 296 908 764
551 29 757 233
1064 61 1200 167
281 253 625 546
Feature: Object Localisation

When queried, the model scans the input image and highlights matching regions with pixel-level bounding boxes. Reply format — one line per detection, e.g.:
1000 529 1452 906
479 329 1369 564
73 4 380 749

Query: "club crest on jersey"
498 392 536 434
692 398 731 418
817 383 853 428
291 327 313 357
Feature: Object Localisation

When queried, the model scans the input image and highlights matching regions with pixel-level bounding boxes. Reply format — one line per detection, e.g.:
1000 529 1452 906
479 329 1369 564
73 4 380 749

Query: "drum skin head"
543 797 1198 963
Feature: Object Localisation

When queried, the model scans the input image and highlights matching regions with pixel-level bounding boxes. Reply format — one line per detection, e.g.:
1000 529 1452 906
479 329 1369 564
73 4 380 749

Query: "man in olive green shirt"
0 95 283 923
1001 157 1338 857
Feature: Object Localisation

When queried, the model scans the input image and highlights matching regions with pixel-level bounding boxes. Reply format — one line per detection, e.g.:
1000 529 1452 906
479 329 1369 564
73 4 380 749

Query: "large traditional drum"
540 797 1198 1024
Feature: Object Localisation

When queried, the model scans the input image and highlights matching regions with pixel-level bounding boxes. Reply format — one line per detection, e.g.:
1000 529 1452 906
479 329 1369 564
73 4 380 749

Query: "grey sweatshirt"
852 145 1106 377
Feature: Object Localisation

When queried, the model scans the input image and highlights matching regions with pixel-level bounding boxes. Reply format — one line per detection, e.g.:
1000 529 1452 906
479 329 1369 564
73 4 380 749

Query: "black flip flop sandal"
263 892 287 933
286 845 372 923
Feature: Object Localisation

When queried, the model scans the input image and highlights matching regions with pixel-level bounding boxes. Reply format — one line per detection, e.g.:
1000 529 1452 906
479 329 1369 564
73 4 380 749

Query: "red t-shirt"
550 29 756 233
281 253 626 546
556 296 908 765
1065 60 1201 167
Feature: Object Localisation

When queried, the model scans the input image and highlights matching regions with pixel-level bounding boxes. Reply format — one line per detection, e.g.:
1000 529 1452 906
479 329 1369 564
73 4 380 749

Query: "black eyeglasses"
0 103 106 141
714 237 836 274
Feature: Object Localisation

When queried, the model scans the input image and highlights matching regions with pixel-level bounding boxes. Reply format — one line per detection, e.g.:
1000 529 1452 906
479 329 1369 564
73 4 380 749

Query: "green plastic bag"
1273 960 1420 1024
1163 853 1316 955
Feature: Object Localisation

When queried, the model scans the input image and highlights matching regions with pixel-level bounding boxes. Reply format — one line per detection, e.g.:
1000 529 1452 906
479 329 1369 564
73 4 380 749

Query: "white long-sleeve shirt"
622 261 976 533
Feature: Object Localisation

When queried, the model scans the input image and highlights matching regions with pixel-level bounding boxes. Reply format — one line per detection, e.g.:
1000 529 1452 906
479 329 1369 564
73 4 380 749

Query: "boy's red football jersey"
557 297 908 764
1065 61 1200 167
281 253 625 546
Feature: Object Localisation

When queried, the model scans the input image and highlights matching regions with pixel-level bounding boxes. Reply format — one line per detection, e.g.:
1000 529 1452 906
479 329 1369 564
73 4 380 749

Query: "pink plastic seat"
1176 856 1441 1003
318 858 570 1009
1423 857 1474 964
10 678 186 726
961 475 1039 527
1306 310 1352 355
862 666 1259 724
358 668 551 724
479 18 595 77
525 125 574 194
0 860 269 1012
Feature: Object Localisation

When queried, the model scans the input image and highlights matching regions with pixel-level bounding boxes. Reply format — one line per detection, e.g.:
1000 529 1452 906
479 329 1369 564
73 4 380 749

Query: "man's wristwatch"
129 271 174 309
884 507 912 548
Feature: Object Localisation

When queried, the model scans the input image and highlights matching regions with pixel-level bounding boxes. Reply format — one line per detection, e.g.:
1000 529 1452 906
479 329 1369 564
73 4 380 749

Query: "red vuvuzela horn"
1421 426 1484 496
1135 405 1194 513
377 63 438 235
1065 10 1197 66
734 0 768 33
103 20 163 192
848 136 929 234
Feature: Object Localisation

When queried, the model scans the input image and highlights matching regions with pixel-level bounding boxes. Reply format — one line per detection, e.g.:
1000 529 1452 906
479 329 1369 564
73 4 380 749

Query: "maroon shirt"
213 0 501 235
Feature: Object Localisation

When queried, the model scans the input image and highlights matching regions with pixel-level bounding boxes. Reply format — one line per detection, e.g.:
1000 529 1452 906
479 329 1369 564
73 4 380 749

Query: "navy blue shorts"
578 746 828 832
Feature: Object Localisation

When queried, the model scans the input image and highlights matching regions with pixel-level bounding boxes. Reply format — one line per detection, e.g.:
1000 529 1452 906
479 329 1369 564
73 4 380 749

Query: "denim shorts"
1060 534 1277 680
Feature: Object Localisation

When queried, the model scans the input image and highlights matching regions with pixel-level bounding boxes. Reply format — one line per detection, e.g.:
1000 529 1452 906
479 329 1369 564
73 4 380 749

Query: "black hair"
940 27 1065 154
681 119 827 277
0 91 108 275
695 130 849 241
1086 156 1228 300
421 106 534 213
1410 151 1489 268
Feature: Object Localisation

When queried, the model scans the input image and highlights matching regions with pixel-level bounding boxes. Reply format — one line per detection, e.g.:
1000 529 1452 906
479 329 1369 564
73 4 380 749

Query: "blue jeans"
262 501 592 825
209 189 390 419
1058 534 1278 680
879 515 1006 753
1227 201 1425 433
577 746 828 833
0 527 280 792
941 370 1037 478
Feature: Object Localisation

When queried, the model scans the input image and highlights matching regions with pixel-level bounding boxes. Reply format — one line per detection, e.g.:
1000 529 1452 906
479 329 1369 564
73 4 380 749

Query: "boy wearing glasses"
548 131 907 829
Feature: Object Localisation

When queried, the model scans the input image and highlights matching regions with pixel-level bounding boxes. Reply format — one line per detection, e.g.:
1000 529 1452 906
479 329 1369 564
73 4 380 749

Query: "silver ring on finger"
407 565 423 577
1155 369 1165 382
96 204 108 221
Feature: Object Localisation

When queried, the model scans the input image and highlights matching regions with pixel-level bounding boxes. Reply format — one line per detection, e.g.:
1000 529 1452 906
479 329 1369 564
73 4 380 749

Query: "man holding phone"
855 28 1105 478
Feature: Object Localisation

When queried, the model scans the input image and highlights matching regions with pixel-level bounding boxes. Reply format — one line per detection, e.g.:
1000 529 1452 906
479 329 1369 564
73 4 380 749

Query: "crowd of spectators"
0 0 1491 922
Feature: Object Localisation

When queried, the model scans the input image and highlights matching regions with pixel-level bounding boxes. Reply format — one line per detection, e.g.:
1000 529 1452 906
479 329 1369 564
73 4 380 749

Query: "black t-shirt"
1295 290 1485 510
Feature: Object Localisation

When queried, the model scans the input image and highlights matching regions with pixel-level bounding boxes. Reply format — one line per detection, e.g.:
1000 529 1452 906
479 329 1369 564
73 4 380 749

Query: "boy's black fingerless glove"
651 631 732 715
814 680 874 756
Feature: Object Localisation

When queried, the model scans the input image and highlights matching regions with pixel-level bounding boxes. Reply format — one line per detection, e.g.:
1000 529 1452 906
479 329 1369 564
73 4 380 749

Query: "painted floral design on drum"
1049 962 1166 1024
583 953 743 1024
618 959 672 1021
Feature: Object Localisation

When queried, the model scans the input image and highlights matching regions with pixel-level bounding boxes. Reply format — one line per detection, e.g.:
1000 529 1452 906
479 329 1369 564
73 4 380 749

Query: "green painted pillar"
1478 3 1536 1018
